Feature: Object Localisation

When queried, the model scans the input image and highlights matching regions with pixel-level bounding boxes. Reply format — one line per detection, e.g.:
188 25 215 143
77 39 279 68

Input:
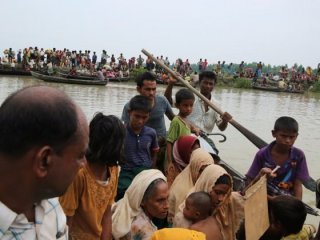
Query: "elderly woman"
167 135 200 187
168 148 214 222
112 169 169 240
174 164 244 240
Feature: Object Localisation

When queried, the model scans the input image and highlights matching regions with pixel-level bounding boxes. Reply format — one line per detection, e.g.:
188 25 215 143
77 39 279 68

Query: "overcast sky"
1 0 319 67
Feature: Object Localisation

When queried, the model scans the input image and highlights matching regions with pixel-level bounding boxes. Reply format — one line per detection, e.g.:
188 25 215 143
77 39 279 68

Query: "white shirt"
188 97 221 133
0 198 68 240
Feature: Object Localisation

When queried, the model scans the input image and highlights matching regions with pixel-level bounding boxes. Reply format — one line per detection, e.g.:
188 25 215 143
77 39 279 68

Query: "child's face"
176 99 194 118
183 198 198 222
128 110 149 131
272 130 298 150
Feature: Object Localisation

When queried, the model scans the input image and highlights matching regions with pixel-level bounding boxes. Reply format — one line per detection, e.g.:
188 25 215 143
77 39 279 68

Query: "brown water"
1 75 319 225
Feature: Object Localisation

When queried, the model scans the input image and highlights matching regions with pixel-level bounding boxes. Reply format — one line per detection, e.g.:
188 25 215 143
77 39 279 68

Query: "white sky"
1 0 319 67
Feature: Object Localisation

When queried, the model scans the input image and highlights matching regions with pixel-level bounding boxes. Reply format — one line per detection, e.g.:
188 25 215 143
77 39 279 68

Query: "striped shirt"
0 198 68 239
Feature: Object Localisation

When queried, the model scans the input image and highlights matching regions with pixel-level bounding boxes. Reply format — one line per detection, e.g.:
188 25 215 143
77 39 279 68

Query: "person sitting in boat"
112 169 169 240
168 148 214 223
183 191 222 240
68 66 77 77
166 135 200 187
116 95 159 201
121 71 175 173
245 116 311 200
278 78 286 89
96 67 105 81
173 164 244 240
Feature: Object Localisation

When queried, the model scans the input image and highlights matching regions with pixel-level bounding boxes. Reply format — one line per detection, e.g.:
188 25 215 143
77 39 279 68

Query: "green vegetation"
233 78 252 88
310 81 320 92
129 67 147 80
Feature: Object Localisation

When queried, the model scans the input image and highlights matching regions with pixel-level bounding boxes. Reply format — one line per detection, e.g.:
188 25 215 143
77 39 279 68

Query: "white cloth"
188 97 221 133
0 198 68 239
112 169 166 240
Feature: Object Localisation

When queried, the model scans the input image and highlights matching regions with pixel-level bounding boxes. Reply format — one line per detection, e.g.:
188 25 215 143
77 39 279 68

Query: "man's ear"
271 130 276 137
136 86 141 93
33 146 52 178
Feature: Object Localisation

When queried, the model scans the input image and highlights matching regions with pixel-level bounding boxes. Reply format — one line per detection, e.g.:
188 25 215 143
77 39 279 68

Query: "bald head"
0 86 82 157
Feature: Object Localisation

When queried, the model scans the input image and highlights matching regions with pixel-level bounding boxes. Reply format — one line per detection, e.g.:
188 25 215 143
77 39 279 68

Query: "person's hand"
259 167 277 178
191 125 201 136
221 112 232 122
168 74 178 86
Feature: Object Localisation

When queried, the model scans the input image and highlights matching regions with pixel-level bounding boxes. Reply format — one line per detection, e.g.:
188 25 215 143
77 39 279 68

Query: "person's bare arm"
293 179 303 200
166 142 173 166
151 150 158 168
164 82 174 106
101 205 112 240
164 76 177 106
165 109 175 121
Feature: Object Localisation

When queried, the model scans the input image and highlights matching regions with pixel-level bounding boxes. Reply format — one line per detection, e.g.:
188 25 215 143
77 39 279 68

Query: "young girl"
60 113 125 240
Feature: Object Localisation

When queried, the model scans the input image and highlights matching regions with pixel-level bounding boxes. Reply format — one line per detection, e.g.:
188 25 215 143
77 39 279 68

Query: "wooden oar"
141 48 268 149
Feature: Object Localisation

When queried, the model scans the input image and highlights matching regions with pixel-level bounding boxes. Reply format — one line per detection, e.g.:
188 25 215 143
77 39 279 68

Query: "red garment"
175 135 199 168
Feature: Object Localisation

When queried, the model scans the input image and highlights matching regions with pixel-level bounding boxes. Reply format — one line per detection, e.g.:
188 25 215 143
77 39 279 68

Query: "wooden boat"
57 71 98 80
252 84 304 94
252 84 283 92
108 76 131 82
57 70 131 82
31 71 107 86
0 67 31 76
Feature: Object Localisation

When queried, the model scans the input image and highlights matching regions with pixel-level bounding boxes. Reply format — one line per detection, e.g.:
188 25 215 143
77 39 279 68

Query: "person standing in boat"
117 95 159 200
245 116 310 200
164 70 232 154
121 71 175 172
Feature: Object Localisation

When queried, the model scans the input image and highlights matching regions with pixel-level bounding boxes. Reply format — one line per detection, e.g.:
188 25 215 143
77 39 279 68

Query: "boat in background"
31 71 107 86
0 66 31 76
252 84 304 94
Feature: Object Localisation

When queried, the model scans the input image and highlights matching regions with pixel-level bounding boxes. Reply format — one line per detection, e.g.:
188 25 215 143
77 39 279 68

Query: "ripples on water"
1 76 319 223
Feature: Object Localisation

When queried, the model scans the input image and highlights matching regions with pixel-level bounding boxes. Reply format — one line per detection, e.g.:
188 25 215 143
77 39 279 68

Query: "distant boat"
57 70 131 82
252 84 304 94
31 71 107 86
0 67 31 76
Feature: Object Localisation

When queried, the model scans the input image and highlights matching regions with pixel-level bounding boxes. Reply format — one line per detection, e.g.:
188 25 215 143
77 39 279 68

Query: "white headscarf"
112 169 167 239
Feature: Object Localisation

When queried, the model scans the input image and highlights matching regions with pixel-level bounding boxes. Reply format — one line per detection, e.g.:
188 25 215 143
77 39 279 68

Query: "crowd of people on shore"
1 67 320 239
1 47 320 86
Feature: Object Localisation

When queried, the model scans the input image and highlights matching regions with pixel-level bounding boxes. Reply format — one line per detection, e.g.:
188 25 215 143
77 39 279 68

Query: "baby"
183 191 222 240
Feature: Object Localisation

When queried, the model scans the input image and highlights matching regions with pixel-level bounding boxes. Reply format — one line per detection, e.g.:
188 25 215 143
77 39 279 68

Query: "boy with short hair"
166 88 199 167
183 191 223 240
261 195 315 240
116 95 159 200
246 116 310 200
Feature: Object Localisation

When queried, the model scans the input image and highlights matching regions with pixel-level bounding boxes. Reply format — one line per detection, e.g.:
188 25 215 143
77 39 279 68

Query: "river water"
1 75 319 225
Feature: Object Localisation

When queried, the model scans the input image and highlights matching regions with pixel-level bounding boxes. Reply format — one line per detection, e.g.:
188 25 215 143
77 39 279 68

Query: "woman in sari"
174 164 244 240
112 169 169 240
168 148 214 222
